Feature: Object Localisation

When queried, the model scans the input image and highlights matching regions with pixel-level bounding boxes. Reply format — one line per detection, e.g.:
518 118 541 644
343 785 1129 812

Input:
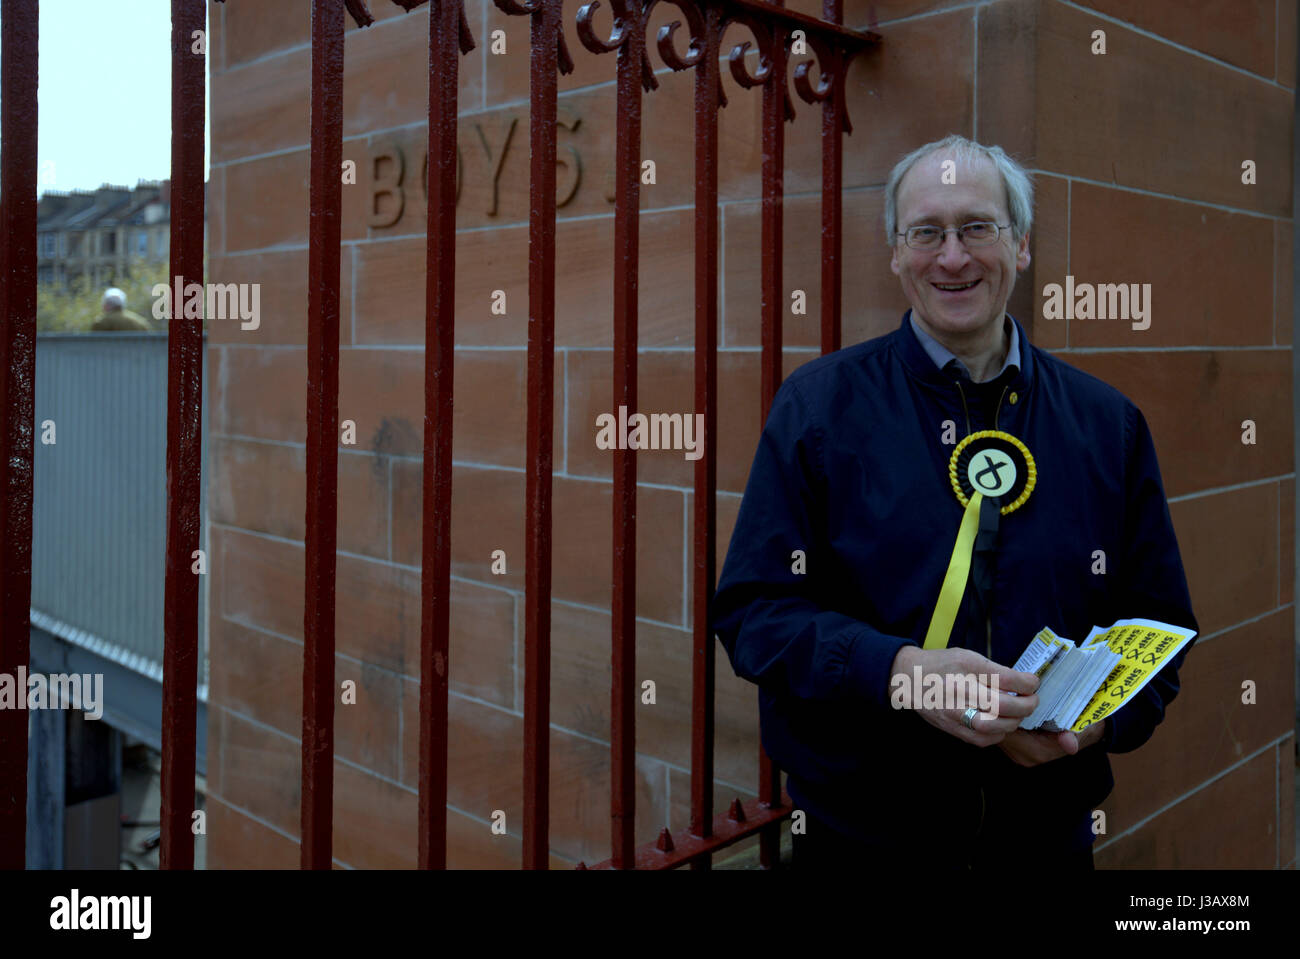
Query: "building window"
136 231 149 256
39 233 56 257
101 232 116 255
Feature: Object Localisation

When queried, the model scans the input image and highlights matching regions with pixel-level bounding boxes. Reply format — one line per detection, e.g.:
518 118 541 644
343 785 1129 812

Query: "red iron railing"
159 0 210 872
0 0 39 872
0 0 877 871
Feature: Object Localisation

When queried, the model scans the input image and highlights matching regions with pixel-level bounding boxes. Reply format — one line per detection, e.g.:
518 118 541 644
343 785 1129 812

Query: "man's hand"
889 645 1039 747
996 720 1107 767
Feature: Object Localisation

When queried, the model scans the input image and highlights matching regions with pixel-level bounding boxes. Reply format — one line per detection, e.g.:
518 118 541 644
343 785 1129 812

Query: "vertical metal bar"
522 0 561 871
689 0 721 871
757 4 788 870
418 0 469 871
819 0 842 355
0 0 38 870
301 0 344 870
758 8 786 422
610 0 644 872
160 0 206 871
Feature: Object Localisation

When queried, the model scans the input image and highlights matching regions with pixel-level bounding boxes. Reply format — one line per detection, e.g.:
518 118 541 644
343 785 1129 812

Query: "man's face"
890 153 1030 339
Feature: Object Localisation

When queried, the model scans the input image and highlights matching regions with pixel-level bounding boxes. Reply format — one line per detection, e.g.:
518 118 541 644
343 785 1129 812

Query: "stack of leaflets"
1009 618 1197 733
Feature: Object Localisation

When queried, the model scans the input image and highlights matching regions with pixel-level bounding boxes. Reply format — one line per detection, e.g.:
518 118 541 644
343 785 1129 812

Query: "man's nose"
936 230 970 268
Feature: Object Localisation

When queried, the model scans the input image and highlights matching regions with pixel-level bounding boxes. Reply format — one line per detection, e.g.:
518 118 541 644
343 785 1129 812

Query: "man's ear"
890 242 902 276
1016 231 1031 272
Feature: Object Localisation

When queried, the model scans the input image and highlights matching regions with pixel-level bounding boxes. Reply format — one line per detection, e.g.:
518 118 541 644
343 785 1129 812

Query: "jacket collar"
910 312 1020 382
894 308 1034 394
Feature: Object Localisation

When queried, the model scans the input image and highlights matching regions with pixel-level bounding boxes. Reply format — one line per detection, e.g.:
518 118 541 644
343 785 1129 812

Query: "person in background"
91 287 151 331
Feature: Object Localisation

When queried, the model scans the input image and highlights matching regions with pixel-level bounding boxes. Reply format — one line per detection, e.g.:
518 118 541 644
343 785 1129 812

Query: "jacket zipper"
993 384 1008 428
966 378 1009 865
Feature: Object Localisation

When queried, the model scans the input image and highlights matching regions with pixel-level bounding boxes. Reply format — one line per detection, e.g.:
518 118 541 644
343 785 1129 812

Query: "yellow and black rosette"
949 430 1036 515
923 431 1036 651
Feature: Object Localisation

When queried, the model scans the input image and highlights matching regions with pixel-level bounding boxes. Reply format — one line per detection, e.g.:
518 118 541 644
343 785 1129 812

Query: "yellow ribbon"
922 491 984 650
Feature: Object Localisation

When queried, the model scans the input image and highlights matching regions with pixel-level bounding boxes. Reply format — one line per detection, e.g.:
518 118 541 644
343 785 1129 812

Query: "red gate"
0 0 878 870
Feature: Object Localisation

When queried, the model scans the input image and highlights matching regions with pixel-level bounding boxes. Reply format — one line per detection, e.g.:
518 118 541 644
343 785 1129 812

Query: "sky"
0 0 207 194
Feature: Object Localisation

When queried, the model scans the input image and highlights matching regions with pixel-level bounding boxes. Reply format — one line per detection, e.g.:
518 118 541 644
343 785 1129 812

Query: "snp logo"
50 889 151 940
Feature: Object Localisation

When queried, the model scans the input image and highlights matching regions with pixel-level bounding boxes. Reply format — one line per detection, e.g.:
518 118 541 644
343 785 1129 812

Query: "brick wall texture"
204 0 1297 868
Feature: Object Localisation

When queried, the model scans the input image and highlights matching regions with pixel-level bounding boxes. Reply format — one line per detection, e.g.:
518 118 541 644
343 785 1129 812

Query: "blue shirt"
910 311 1021 383
710 311 1197 856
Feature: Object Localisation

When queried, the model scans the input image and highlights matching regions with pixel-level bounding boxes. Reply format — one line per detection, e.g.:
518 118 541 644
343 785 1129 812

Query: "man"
710 135 1197 871
91 287 151 331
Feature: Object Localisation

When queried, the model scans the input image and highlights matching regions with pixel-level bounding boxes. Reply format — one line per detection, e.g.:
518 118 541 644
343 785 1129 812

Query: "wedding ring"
961 706 979 729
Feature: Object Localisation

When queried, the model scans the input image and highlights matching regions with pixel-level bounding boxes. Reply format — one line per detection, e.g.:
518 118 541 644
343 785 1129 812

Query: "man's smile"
931 278 982 293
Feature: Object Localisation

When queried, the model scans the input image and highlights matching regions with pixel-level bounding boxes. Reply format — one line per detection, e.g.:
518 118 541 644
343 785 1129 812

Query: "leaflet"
1010 618 1197 733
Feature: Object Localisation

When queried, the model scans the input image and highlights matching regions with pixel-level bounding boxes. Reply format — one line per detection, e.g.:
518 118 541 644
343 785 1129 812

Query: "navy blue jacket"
710 310 1198 855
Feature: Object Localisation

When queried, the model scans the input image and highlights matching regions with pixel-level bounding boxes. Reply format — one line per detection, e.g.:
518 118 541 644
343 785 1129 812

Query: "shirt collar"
908 312 1020 384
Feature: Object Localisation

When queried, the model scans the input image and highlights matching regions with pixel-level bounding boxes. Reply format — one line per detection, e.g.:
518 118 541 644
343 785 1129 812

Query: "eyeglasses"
897 221 1011 251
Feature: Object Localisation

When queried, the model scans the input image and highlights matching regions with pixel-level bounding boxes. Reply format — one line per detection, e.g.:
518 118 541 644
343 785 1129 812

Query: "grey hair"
883 134 1034 246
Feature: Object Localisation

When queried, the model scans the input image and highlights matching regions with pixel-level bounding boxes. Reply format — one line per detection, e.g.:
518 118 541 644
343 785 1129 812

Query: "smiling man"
710 135 1198 871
